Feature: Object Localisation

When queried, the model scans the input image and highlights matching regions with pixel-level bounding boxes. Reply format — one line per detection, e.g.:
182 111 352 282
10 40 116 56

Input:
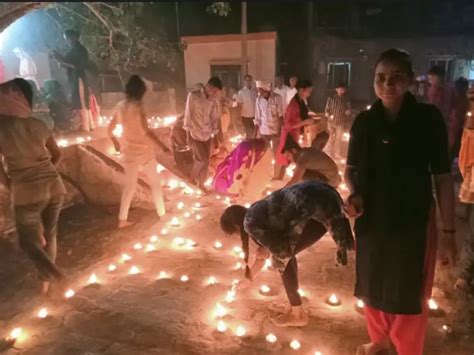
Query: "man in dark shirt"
325 82 351 156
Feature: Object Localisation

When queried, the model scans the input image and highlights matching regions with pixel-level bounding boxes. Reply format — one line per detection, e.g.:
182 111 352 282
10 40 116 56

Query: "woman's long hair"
220 205 252 279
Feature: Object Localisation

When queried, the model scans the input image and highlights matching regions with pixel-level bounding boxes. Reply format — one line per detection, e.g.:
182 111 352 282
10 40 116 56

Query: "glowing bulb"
366 105 371 110
428 299 438 310
121 253 132 262
161 228 168 235
214 241 223 249
196 214 202 221
150 235 158 243
326 293 341 306
37 308 48 318
65 289 75 298
357 299 365 309
266 333 277 343
260 285 270 294
290 340 301 350
157 271 170 279
177 202 185 210
88 273 99 284
145 244 156 253
133 243 143 250
217 320 227 332
180 275 189 282
108 264 117 272
207 276 217 285
170 217 180 227
8 328 22 340
235 326 246 337
129 266 140 275
215 303 228 318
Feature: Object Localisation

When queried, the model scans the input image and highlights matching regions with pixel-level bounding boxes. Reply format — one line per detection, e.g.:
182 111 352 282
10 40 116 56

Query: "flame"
121 253 132 262
149 235 158 243
357 299 365 309
112 123 123 138
161 228 168 235
145 244 156 253
266 333 277 343
170 217 180 227
297 288 306 297
156 164 165 173
88 273 99 284
217 320 227 332
214 241 223 249
133 243 143 250
129 266 140 275
225 289 236 303
108 264 117 272
235 325 246 337
57 139 68 147
260 285 270 293
195 214 202 221
177 202 185 210
428 298 438 310
173 237 185 246
180 275 189 282
157 271 170 279
214 303 227 318
8 328 22 340
65 289 75 298
207 276 217 285
37 308 48 319
290 340 301 350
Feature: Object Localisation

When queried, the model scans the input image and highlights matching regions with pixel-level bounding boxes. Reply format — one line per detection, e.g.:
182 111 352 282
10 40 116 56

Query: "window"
429 59 455 80
327 62 351 89
210 65 241 91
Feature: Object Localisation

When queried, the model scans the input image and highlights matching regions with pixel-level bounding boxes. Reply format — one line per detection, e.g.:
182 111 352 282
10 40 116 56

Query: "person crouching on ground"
220 180 354 327
108 75 169 229
282 131 341 188
0 78 66 295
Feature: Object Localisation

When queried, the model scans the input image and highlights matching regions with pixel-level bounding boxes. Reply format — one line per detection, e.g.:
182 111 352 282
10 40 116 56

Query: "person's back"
298 147 341 187
0 116 65 205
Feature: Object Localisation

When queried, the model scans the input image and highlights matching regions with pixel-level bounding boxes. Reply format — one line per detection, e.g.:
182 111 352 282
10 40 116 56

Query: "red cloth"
364 207 437 355
276 98 302 166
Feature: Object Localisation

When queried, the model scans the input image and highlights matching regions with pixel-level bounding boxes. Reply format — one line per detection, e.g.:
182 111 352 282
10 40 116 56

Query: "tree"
206 2 232 17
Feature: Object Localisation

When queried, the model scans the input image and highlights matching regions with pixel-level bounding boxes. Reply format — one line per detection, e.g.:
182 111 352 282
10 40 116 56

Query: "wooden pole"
241 2 248 85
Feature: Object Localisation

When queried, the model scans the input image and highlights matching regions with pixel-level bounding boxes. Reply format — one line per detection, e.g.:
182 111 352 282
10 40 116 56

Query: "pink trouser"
364 207 437 355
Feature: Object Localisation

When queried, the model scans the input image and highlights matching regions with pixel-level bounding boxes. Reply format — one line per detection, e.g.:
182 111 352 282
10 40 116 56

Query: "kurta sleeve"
183 92 193 132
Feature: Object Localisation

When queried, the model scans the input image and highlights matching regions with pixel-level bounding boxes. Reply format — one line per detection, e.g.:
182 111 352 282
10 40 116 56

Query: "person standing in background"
51 29 92 132
325 82 351 157
255 80 284 179
286 76 298 106
237 74 257 139
184 76 223 192
427 65 453 124
13 48 39 90
449 77 469 162
273 74 290 113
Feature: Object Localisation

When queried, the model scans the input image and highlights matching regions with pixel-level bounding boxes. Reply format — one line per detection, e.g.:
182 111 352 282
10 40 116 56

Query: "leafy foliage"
206 2 232 17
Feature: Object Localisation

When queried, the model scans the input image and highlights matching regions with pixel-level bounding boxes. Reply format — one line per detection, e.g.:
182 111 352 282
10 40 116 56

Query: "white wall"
183 38 276 90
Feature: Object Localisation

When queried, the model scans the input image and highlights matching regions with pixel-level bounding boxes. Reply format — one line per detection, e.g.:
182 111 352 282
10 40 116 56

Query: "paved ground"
0 177 473 354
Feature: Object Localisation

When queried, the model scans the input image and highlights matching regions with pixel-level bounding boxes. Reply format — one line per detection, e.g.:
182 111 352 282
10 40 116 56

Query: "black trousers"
281 219 327 306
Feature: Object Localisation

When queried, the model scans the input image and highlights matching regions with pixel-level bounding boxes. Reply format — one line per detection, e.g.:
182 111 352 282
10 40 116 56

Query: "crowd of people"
0 43 473 355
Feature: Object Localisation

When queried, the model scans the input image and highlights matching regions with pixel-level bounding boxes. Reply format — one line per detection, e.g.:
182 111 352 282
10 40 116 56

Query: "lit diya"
325 293 342 307
428 298 445 317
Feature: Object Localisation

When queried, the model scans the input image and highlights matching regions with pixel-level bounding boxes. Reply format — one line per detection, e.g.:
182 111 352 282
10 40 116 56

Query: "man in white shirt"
237 74 257 139
184 77 222 191
273 74 290 113
254 80 284 178
286 75 298 106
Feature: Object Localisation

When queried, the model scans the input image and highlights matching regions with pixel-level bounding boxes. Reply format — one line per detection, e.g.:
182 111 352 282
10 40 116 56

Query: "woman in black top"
345 49 457 355
221 181 354 327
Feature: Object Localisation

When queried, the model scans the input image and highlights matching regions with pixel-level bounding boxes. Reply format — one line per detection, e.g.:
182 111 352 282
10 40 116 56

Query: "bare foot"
271 308 309 327
118 220 135 229
356 342 390 355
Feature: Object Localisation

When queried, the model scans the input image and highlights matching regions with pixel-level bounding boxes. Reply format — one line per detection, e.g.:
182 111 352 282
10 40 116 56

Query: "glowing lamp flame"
8 328 22 340
235 326 246 337
121 253 132 263
216 195 221 200
315 352 323 355
214 241 223 249
266 333 277 343
263 258 272 270
57 139 68 147
215 303 227 318
177 202 185 210
173 237 185 246
260 285 270 294
357 299 365 309
366 105 371 110
184 212 191 218
233 246 243 254
207 276 217 285
112 123 123 138
239 252 245 259
326 293 341 306
244 203 251 208
37 308 48 319
76 136 85 144
163 115 177 126
150 235 158 243
342 132 350 141
161 228 168 235
297 288 306 297
204 177 213 187
88 273 99 284
217 320 227 332
108 264 117 272
145 244 156 253
65 289 75 298
180 275 189 282
225 289 236 303
235 262 243 270
195 214 202 221
468 111 472 117
129 266 140 275
170 217 180 227
168 179 179 189
157 271 170 279
184 187 194 195
133 243 143 250
156 164 165 173
428 299 438 310
290 340 301 350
